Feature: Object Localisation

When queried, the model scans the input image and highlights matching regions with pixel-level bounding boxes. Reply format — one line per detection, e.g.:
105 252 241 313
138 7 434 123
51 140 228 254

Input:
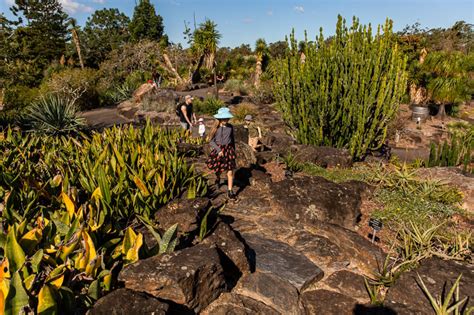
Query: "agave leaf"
37 284 57 315
5 271 29 315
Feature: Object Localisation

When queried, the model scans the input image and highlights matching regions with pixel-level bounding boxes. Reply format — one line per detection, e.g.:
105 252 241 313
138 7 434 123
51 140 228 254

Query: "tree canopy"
129 0 164 42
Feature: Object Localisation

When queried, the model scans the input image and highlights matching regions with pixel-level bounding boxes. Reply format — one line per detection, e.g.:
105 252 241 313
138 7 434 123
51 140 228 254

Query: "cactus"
273 16 408 159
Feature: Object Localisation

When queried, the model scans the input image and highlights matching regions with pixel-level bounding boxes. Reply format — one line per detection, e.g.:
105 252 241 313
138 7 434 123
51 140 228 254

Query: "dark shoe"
215 179 221 187
227 190 236 199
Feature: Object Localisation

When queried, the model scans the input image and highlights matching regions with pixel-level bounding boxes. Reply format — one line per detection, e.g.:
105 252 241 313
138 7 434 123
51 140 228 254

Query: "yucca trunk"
254 56 262 88
71 28 84 69
274 16 407 159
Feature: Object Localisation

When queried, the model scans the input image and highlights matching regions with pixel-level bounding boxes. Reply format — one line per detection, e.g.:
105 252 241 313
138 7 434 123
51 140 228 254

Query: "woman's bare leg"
227 170 234 191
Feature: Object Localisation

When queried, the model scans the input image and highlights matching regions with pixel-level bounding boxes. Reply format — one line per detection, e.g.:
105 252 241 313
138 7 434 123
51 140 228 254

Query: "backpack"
175 102 183 118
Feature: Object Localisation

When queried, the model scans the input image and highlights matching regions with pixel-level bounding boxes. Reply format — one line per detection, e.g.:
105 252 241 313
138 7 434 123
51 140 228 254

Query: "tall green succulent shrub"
274 16 408 159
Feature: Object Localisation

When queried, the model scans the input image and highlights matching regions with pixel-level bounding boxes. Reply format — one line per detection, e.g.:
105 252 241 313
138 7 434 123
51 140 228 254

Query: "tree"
186 19 221 84
9 0 69 85
423 51 473 119
129 0 164 42
254 38 268 87
83 8 130 67
274 16 407 159
69 19 84 69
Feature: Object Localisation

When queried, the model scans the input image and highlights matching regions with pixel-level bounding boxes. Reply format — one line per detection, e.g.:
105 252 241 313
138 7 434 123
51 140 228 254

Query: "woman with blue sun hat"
207 107 237 199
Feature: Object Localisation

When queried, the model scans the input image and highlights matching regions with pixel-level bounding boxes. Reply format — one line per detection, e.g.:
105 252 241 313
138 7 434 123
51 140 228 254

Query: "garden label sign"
368 218 383 243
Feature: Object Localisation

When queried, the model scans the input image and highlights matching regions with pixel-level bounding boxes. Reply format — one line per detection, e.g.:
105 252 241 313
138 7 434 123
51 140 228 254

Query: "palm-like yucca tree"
68 18 85 69
190 19 221 84
254 38 268 87
424 51 473 118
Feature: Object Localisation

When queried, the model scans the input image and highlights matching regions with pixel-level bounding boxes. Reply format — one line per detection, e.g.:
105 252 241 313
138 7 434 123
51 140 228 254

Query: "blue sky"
1 0 473 47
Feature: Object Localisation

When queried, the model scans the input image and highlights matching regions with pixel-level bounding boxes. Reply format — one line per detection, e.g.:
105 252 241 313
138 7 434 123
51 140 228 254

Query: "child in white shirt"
198 118 206 138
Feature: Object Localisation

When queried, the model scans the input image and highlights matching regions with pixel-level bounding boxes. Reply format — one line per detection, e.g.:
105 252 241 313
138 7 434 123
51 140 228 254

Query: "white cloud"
243 17 254 24
267 10 273 16
92 0 106 3
294 5 304 13
60 0 94 14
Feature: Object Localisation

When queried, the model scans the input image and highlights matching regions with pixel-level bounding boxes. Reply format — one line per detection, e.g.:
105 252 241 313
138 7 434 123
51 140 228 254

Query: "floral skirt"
207 144 236 173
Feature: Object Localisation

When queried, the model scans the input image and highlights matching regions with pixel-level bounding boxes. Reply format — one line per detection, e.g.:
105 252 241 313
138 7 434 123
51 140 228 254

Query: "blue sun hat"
213 107 234 119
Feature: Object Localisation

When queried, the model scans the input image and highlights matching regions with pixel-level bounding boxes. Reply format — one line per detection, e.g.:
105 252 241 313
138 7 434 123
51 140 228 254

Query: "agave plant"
24 94 85 135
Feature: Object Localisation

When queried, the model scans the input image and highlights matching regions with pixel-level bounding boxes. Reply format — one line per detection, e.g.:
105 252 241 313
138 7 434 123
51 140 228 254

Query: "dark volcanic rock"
270 175 367 229
202 293 279 315
234 272 303 314
89 288 169 315
119 244 227 313
261 132 296 155
243 234 324 291
324 270 368 300
301 289 358 315
291 144 353 168
155 197 210 235
202 221 251 279
385 257 474 314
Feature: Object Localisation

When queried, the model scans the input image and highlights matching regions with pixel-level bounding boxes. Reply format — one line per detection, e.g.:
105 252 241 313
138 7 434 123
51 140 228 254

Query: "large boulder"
89 288 169 315
202 293 279 315
261 132 296 155
117 100 140 119
202 221 251 279
119 244 227 313
301 290 358 315
235 141 257 169
323 270 368 301
270 175 367 230
291 144 353 168
243 234 324 291
234 272 304 314
384 257 474 314
154 196 210 235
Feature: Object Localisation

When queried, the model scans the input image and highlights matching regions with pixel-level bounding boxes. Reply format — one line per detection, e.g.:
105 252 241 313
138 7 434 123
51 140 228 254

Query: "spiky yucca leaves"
25 94 85 134
274 16 408 159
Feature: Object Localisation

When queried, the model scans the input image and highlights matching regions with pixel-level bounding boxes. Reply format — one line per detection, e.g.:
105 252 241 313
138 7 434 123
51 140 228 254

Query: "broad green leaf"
61 192 75 220
30 249 44 273
37 284 57 315
5 272 29 315
6 228 25 274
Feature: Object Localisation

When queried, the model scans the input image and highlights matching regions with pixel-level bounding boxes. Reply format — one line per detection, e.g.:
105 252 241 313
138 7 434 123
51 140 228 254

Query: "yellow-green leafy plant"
0 121 208 312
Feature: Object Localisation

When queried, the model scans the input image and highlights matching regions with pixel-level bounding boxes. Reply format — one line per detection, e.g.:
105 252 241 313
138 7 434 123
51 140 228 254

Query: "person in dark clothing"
206 107 237 199
180 95 197 131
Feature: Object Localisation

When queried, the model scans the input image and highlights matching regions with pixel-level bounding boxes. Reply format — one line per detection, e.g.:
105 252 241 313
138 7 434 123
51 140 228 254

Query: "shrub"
231 102 258 121
41 68 102 110
224 79 249 95
274 16 407 159
3 85 41 110
24 95 86 134
194 97 224 115
250 79 275 104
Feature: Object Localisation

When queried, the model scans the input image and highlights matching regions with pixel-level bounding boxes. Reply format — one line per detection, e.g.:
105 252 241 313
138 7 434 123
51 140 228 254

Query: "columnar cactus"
274 16 408 159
